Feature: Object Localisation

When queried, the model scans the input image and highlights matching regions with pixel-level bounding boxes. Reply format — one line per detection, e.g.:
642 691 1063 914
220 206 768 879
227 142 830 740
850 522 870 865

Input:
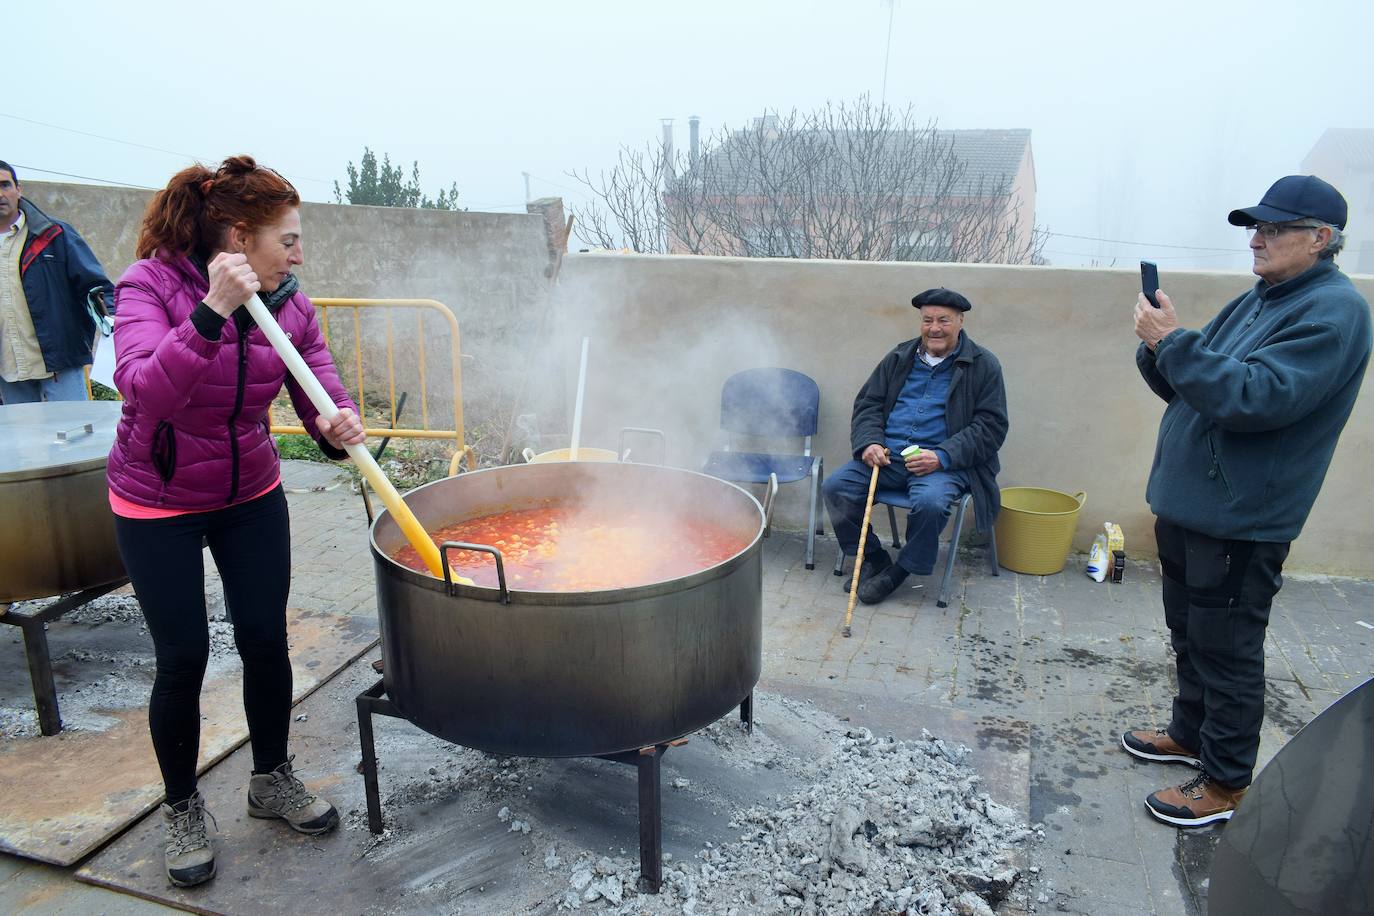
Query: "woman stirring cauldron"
106 156 365 887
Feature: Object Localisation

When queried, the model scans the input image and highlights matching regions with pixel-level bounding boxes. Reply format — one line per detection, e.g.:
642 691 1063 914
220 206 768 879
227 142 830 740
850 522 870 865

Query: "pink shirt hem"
109 476 282 519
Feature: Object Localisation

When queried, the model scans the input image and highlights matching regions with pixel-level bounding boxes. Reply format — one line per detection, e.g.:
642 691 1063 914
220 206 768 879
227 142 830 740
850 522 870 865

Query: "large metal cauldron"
0 401 125 603
369 461 765 758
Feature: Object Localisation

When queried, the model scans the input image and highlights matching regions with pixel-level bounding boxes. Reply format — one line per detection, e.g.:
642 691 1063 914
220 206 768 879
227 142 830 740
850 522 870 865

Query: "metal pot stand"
355 671 754 894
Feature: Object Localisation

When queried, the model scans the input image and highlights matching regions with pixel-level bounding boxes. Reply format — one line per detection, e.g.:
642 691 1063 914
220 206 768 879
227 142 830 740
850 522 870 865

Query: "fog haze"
11 0 1374 272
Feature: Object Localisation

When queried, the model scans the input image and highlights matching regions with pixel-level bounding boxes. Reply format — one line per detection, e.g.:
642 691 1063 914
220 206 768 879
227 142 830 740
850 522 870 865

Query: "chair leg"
832 547 846 576
937 495 970 608
813 458 825 536
805 459 821 570
887 505 901 548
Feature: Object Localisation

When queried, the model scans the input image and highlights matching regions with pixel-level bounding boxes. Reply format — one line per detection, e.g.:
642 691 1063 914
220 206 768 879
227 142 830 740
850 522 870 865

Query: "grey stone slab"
0 853 23 884
0 854 174 914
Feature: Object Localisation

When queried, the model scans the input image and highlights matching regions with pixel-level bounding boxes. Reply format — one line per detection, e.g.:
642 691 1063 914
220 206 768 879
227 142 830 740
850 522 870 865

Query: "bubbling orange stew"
391 506 752 590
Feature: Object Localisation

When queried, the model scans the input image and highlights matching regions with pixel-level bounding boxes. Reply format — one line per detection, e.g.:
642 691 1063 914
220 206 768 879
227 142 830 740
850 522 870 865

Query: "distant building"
1302 129 1374 274
665 125 1037 264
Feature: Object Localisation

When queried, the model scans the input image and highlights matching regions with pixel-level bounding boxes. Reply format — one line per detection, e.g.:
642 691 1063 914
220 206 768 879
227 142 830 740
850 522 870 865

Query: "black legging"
115 486 293 804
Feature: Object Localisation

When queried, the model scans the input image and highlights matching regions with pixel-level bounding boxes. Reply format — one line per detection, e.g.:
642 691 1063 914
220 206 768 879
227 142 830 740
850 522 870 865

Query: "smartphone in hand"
1140 260 1161 308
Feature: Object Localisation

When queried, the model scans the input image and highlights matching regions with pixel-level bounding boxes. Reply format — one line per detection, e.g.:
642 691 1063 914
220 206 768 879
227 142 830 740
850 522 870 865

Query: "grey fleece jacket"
1137 258 1371 542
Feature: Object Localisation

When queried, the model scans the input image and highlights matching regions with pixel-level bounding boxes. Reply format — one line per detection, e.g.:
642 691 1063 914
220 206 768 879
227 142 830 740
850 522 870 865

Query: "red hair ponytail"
136 155 300 260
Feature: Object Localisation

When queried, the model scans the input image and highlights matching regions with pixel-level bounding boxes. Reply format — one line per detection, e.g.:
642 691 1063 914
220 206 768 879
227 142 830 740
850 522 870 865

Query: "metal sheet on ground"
1209 676 1374 916
0 605 377 865
78 655 1031 915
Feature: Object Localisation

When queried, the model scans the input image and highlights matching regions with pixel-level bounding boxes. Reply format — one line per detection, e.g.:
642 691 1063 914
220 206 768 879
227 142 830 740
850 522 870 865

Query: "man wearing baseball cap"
1125 175 1371 827
821 287 1008 605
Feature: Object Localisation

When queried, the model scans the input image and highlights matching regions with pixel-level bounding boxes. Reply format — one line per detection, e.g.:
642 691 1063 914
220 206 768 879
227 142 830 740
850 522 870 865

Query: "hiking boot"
1121 728 1202 767
1145 771 1246 827
247 757 339 835
857 565 908 605
161 791 216 887
843 548 893 593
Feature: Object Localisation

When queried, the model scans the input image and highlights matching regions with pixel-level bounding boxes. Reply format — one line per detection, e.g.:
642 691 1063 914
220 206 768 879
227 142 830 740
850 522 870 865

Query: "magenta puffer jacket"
107 254 356 510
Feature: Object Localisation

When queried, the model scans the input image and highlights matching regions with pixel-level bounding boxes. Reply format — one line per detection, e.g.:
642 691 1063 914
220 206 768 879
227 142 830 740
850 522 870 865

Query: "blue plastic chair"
701 368 824 569
832 490 999 608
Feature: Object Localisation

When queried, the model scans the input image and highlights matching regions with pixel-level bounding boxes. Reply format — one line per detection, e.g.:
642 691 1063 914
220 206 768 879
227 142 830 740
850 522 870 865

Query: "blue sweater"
882 339 961 467
1137 259 1371 541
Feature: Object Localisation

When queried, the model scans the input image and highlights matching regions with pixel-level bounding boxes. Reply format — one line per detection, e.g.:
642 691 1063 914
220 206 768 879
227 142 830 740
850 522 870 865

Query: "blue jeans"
823 459 964 575
0 369 90 403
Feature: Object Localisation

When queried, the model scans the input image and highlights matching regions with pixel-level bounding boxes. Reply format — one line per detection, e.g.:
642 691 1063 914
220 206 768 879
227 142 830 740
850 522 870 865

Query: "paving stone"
8 495 1372 915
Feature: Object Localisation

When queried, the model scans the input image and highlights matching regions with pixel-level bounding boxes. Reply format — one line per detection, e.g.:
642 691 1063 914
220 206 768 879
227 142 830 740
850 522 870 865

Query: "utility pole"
880 0 897 109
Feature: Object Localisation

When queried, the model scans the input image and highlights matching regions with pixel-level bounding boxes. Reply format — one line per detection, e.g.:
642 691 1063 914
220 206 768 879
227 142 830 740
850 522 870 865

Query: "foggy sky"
11 0 1374 274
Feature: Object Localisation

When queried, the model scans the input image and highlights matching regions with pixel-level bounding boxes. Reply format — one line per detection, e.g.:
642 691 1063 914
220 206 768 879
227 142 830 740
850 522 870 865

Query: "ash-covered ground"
0 587 239 739
346 690 1038 916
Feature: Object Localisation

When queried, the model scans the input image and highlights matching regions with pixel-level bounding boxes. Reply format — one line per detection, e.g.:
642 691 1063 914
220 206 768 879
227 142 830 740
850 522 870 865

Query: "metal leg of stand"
21 620 61 736
2 581 130 737
357 679 394 835
740 692 754 735
635 748 663 895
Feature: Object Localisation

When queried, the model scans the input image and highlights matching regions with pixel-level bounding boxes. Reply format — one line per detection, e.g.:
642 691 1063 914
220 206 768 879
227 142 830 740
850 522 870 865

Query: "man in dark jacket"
822 287 1009 605
1124 175 1372 828
0 160 114 403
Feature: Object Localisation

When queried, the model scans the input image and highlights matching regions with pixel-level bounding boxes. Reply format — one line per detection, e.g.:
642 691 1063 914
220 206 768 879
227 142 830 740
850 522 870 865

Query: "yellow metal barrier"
269 298 472 477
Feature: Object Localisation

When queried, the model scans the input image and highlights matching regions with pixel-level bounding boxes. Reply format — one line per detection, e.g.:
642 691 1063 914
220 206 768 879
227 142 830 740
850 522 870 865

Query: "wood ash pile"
333 687 1036 915
0 590 239 739
549 719 1035 915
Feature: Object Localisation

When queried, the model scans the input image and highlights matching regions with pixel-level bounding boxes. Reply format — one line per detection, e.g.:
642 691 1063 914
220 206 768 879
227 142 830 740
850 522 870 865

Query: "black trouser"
1155 517 1289 789
115 486 293 804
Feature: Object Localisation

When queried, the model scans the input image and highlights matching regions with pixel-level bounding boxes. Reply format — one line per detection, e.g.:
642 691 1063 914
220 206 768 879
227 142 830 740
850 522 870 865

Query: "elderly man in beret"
1124 175 1372 828
822 287 1009 605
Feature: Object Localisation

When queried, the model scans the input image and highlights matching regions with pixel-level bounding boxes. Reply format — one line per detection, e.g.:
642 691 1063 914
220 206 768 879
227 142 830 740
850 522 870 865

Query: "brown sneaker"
1121 728 1201 767
1145 771 1246 827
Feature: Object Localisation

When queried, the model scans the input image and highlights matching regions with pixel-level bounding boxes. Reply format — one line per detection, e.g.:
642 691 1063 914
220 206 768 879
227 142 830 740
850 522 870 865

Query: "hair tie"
200 178 214 195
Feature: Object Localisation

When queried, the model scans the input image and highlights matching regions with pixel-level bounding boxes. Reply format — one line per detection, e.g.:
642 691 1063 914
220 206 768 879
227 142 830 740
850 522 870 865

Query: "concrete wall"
550 253 1374 575
20 180 562 442
22 179 1373 573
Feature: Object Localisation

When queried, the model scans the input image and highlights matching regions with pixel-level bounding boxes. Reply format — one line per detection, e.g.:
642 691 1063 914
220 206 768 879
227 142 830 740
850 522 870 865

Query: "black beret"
911 288 972 312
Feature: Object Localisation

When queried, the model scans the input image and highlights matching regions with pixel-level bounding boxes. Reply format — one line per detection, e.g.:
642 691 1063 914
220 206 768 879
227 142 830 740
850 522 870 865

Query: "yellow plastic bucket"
994 487 1087 576
524 447 619 463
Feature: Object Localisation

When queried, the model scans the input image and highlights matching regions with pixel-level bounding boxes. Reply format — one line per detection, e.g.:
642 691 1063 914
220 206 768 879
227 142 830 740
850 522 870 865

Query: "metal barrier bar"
88 298 473 477
270 298 471 476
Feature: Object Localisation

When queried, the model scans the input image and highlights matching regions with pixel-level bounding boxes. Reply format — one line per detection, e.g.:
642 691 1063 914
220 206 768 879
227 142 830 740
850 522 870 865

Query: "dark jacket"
107 254 356 509
850 332 1009 531
15 198 114 372
1137 258 1372 541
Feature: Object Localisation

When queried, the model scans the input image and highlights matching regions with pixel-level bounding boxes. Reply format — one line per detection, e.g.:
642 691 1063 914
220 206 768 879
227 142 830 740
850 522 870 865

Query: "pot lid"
0 400 123 482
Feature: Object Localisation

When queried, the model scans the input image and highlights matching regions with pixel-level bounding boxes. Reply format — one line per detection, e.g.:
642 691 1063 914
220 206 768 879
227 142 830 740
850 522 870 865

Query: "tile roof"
943 129 1033 194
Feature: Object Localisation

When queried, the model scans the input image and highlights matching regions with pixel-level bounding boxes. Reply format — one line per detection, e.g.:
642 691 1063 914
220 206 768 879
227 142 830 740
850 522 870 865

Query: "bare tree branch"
572 95 1045 264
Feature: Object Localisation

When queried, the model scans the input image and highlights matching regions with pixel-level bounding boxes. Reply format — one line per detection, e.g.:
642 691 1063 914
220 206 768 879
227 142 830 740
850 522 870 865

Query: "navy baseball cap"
911 287 972 312
1227 175 1347 230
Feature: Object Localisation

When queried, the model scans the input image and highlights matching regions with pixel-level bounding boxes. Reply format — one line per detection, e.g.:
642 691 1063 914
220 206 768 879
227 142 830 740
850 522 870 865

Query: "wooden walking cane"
842 460 883 638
